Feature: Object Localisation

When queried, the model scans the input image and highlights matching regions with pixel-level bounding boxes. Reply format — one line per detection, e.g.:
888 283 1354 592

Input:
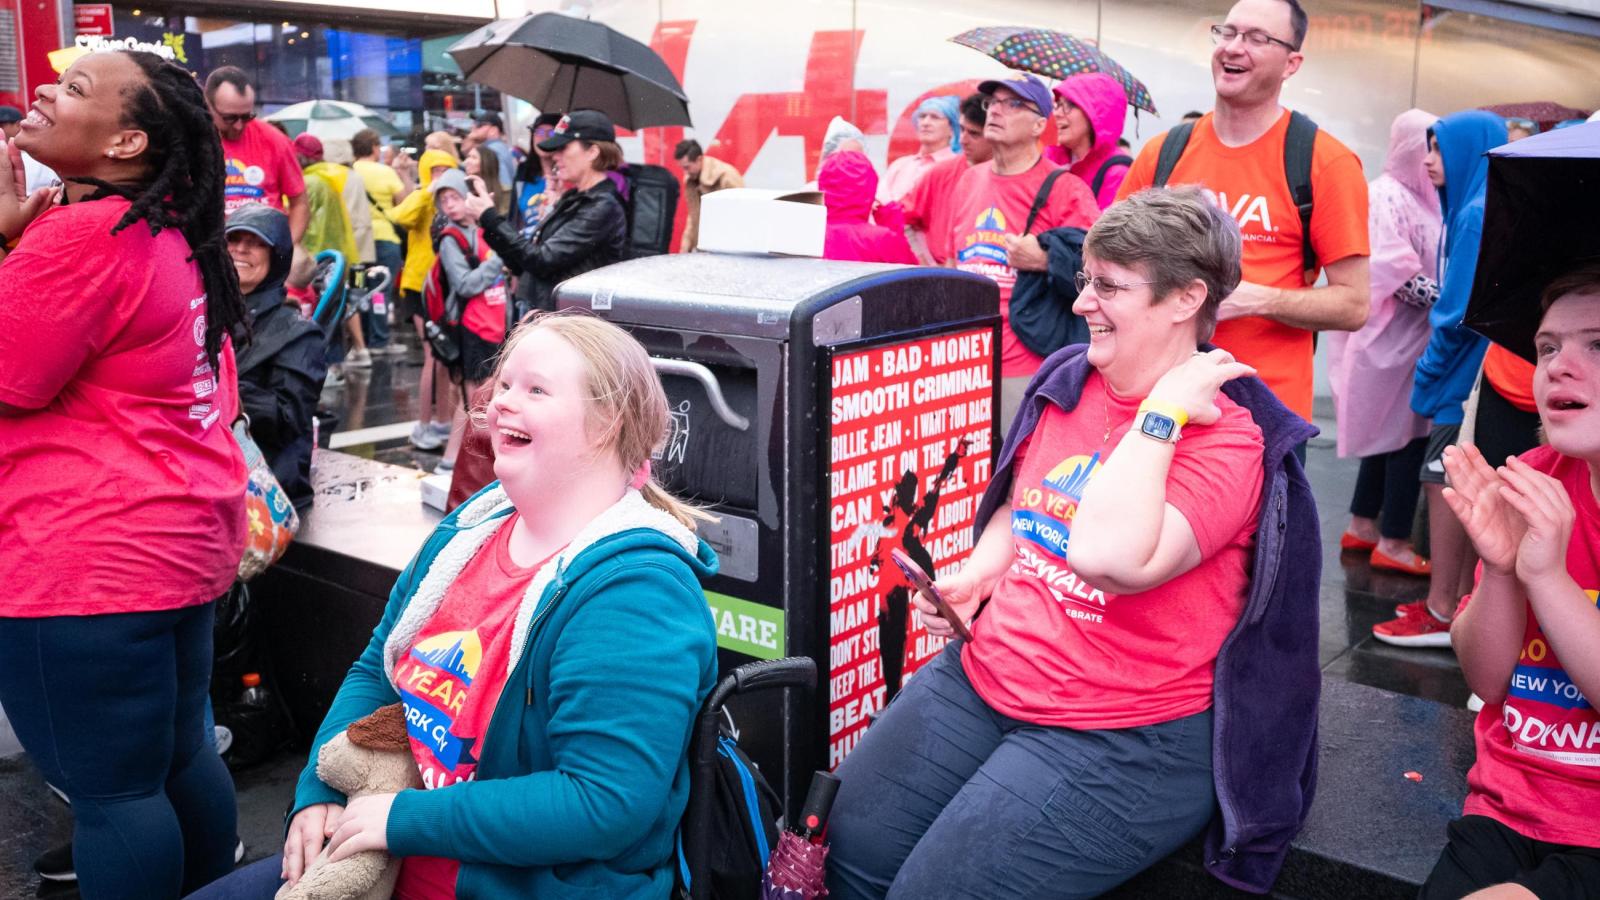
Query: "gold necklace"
1102 387 1112 444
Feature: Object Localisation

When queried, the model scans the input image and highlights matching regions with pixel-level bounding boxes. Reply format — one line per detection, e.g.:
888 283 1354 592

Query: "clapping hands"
1441 444 1574 586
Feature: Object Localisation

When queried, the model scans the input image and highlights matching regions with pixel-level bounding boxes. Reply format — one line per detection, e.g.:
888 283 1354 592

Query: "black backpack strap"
1152 123 1195 188
1283 110 1318 275
1024 168 1068 235
1090 154 1133 197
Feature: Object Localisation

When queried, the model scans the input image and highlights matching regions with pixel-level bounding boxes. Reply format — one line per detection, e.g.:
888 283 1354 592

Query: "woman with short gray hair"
827 186 1324 898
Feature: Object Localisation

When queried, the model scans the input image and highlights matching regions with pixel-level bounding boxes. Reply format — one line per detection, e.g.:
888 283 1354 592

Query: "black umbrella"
1465 120 1600 362
447 12 690 130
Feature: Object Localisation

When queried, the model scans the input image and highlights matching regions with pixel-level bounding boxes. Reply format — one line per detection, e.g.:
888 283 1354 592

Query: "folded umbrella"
1464 120 1600 362
951 25 1157 115
448 12 690 130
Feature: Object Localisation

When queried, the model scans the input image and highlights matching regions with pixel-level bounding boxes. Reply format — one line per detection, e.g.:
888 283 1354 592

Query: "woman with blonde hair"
194 311 719 900
423 130 461 164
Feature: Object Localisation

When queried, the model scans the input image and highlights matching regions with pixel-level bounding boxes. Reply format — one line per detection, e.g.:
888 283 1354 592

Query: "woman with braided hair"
0 51 250 897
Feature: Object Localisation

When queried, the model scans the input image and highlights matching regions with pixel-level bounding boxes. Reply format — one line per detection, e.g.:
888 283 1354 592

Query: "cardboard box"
419 472 453 512
697 188 826 257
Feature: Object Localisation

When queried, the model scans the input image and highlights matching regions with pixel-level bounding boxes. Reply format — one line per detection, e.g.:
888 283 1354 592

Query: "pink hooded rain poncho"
817 151 917 265
1044 73 1130 209
1326 108 1442 458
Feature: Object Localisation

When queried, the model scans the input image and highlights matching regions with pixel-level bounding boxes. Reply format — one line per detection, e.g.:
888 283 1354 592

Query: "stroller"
307 249 392 356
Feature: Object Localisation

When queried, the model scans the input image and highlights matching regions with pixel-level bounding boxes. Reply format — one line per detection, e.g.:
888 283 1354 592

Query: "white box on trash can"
420 472 452 512
697 189 825 257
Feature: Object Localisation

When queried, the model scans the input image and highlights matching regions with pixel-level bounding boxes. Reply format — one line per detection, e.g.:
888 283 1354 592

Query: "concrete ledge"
1108 678 1474 899
254 451 440 738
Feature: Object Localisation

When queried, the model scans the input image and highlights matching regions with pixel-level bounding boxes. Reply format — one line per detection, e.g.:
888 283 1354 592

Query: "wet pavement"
0 333 1466 897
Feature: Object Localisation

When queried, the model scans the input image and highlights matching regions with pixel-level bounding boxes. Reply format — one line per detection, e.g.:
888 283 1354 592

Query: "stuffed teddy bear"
276 703 421 900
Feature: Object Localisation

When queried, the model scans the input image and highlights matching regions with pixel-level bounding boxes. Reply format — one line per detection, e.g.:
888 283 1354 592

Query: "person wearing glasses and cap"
1117 0 1371 435
203 67 308 242
945 73 1101 431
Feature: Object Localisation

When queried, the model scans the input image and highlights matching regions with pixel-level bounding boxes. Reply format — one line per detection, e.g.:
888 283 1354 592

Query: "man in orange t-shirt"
1117 0 1370 423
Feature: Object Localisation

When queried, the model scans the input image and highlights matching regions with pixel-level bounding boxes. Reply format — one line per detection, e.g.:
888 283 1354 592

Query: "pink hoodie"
1044 73 1130 209
817 151 917 265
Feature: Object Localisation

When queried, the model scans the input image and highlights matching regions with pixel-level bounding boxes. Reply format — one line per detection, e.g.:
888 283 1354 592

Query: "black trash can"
556 254 1000 815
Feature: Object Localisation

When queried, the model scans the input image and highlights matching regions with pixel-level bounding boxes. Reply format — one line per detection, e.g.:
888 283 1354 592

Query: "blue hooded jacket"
291 485 719 900
1411 110 1507 424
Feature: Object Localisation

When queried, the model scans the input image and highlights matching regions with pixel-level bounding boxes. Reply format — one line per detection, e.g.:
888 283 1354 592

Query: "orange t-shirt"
1118 111 1370 420
1482 343 1538 413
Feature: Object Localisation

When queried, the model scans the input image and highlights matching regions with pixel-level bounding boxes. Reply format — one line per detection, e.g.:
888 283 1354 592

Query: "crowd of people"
0 0 1596 896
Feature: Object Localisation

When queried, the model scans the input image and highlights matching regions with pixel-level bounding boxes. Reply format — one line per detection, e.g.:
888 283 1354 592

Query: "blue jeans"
0 602 238 899
825 642 1215 900
184 855 284 899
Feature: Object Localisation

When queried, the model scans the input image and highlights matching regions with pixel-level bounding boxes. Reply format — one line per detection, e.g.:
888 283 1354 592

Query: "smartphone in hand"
890 549 974 642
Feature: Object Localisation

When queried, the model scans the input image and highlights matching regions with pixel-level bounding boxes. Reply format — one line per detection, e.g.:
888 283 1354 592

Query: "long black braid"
73 51 246 368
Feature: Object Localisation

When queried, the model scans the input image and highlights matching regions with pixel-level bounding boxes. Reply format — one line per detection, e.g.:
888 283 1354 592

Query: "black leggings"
1349 436 1429 540
0 602 237 899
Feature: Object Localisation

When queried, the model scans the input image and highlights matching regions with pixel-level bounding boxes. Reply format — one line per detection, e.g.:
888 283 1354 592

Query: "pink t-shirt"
393 515 553 899
1462 445 1600 848
903 153 970 265
947 157 1100 379
0 198 247 616
878 146 956 205
221 119 306 215
962 372 1264 728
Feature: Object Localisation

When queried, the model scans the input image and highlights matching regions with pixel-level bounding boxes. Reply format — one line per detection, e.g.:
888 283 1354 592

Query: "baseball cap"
0 106 22 125
977 74 1053 119
537 110 616 151
531 112 563 131
291 133 324 161
473 111 505 131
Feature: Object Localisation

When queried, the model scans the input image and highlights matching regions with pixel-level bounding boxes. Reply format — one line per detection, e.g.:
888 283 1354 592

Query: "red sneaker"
1373 610 1453 648
1393 599 1430 619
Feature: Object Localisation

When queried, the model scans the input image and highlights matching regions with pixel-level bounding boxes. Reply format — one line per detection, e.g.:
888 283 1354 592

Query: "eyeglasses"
1075 271 1154 298
983 96 1041 116
1209 24 1299 52
216 111 256 125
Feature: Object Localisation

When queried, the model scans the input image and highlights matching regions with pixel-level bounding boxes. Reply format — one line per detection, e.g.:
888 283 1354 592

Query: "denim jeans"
0 603 238 899
825 642 1216 900
363 240 404 348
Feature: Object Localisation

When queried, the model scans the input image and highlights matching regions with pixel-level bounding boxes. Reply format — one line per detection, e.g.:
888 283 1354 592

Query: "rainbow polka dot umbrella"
951 26 1158 115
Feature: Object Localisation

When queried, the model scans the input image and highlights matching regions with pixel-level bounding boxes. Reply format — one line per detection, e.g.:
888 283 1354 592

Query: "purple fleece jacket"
973 344 1322 894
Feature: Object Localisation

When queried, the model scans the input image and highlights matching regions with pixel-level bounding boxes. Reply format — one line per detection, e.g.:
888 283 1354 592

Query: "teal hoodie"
291 484 719 899
1411 110 1506 424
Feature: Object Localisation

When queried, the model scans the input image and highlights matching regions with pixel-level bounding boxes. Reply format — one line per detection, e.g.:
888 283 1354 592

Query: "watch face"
1140 412 1176 441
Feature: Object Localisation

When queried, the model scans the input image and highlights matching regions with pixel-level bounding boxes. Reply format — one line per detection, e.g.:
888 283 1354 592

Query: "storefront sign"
73 33 187 64
74 4 112 37
825 328 994 768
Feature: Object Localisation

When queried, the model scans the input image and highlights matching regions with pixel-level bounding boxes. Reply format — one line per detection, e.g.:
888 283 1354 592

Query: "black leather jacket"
479 178 628 317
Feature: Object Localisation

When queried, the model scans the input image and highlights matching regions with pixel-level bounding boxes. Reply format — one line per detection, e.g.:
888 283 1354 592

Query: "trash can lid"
556 254 995 340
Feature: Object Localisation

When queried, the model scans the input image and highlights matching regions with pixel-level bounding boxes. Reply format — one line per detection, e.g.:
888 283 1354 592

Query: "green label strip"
705 591 786 660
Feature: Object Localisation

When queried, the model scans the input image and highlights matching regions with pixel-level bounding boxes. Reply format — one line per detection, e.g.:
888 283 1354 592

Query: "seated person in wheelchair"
226 205 328 510
826 186 1323 899
196 312 718 899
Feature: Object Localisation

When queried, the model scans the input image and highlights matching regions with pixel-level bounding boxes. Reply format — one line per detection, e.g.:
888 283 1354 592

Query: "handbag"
232 416 301 582
1009 169 1092 358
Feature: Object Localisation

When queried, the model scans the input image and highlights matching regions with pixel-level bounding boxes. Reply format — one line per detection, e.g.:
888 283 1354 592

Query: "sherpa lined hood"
380 485 717 685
